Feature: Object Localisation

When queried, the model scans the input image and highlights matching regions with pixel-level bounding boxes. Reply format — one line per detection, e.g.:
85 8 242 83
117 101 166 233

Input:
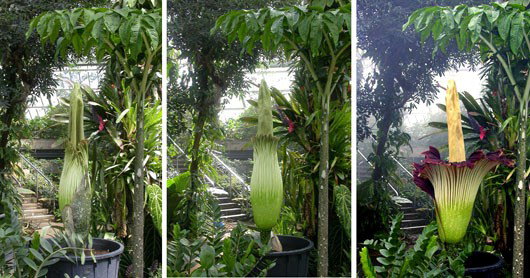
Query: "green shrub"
359 214 471 278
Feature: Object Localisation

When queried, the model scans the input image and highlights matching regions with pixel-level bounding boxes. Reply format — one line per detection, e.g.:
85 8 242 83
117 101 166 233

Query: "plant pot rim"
464 251 503 272
55 238 124 262
266 235 313 257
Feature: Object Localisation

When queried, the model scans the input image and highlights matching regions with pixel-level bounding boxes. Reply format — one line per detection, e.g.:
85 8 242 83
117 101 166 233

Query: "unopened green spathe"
250 80 283 231
58 83 89 213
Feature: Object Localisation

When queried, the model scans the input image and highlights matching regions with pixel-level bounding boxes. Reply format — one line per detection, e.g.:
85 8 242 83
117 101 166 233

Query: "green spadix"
413 80 513 243
250 80 283 235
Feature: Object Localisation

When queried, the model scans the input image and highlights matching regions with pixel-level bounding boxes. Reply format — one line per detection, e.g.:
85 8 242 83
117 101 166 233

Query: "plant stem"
479 34 522 101
513 98 527 278
316 54 338 277
131 44 154 278
284 37 324 95
132 87 145 278
479 33 527 278
260 229 271 245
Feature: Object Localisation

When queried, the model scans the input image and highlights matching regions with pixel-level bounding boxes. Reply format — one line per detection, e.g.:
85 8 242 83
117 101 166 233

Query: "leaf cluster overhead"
214 1 351 58
404 1 530 57
27 7 162 62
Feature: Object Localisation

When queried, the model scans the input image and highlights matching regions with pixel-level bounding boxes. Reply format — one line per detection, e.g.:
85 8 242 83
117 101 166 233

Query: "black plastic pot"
259 235 314 277
46 238 124 278
464 251 504 278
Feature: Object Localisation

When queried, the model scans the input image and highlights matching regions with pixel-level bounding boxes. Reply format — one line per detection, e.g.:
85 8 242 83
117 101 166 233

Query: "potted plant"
45 84 124 278
412 81 512 277
250 80 313 277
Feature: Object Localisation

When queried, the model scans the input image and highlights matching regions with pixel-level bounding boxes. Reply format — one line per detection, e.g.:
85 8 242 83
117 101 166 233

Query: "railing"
360 135 431 207
368 134 414 178
210 150 250 203
210 150 250 191
357 149 400 196
168 137 215 186
16 151 55 201
168 137 250 199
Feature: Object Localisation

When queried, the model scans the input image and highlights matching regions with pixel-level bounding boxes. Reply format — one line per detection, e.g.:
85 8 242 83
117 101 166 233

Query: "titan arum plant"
58 83 91 238
413 80 513 243
251 80 283 247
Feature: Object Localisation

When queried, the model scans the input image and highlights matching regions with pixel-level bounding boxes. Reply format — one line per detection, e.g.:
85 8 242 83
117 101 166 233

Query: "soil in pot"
251 235 314 277
464 251 504 278
46 238 124 278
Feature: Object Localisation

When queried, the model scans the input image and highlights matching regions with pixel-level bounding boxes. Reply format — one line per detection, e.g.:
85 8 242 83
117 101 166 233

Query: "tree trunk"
513 104 527 277
317 93 330 277
371 108 393 189
132 92 146 278
186 108 207 233
189 109 207 187
494 189 507 254
0 105 16 173
0 65 31 180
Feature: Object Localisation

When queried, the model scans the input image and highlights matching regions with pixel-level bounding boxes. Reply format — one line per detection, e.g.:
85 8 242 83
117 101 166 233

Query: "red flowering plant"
413 81 513 243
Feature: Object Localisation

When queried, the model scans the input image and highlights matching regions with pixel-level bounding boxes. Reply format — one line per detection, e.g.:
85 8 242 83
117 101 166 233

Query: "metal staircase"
19 190 56 229
169 138 249 222
357 147 431 235
16 152 61 233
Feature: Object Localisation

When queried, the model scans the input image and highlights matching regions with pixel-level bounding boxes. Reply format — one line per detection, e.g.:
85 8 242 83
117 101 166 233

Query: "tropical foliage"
27 0 162 276
356 0 487 244
360 214 472 278
405 2 530 274
167 192 274 277
215 1 351 275
0 0 104 221
167 0 288 235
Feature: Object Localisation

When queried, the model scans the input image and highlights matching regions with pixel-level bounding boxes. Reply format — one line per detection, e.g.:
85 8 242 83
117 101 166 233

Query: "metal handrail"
357 149 400 196
16 151 55 200
17 153 54 186
168 137 215 186
168 137 250 192
210 152 249 191
369 134 414 178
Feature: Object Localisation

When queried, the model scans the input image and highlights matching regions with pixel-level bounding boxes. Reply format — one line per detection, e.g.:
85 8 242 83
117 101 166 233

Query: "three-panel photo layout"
2 0 530 277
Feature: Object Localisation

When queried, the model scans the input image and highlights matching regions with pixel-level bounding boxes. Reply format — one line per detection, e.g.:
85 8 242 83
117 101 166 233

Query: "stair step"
216 197 231 202
32 221 60 229
221 208 242 216
403 212 422 218
219 202 239 209
23 209 49 216
400 207 417 213
22 203 40 209
22 214 54 223
401 225 427 234
220 214 247 221
401 225 427 230
402 219 427 222
22 197 37 204
212 191 229 197
20 192 35 197
401 219 428 228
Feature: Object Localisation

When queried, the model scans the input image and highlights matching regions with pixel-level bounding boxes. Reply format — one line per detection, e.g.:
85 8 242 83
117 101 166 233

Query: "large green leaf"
360 247 376 278
509 12 524 54
103 12 121 33
146 184 162 235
